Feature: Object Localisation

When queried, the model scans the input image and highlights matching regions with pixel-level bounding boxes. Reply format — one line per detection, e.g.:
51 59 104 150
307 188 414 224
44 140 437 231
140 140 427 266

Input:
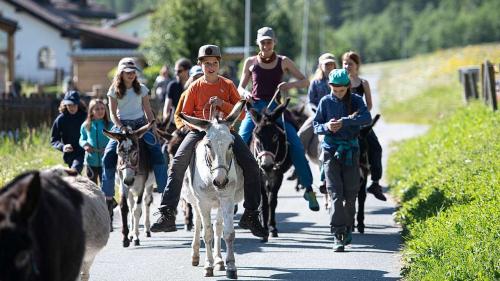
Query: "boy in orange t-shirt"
151 45 267 238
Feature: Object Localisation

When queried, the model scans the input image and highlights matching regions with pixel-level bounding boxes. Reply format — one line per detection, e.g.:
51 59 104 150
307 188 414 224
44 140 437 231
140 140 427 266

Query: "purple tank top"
251 56 284 101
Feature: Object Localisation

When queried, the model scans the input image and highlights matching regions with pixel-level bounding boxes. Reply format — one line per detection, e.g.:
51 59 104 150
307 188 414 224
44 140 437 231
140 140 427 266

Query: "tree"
141 0 224 65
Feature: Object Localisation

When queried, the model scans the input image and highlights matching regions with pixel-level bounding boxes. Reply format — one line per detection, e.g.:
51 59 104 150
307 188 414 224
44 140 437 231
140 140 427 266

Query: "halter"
205 148 233 174
252 122 288 170
117 141 139 172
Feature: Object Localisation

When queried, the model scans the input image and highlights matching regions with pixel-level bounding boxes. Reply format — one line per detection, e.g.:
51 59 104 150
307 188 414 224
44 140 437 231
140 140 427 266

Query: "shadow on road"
235 267 399 281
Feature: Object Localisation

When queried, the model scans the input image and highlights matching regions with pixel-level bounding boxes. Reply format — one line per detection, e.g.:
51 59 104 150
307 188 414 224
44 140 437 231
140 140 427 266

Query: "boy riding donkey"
151 45 267 238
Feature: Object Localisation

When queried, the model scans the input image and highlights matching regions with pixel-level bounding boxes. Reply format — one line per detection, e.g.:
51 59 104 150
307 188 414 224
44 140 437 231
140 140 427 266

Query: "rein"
252 123 288 170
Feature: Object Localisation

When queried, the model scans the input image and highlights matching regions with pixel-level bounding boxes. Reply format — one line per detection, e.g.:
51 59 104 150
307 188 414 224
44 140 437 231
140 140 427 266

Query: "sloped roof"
109 8 153 28
0 15 19 33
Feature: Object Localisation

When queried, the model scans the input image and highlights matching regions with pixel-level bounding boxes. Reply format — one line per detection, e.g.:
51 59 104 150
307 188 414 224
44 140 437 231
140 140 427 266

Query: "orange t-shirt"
181 76 244 121
174 91 187 129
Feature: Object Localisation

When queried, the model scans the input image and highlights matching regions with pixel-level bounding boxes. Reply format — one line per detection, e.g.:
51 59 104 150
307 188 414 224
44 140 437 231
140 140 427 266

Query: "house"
107 8 153 40
0 0 142 93
0 14 17 94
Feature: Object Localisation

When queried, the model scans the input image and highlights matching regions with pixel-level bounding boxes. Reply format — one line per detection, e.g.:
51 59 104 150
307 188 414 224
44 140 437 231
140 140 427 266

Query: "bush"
388 103 499 280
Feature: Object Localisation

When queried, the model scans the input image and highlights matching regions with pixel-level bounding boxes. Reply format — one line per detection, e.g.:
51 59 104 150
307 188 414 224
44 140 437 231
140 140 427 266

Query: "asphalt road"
89 75 428 281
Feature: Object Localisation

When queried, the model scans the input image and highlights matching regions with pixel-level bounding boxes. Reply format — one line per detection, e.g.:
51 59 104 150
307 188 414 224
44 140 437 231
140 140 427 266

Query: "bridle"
252 122 288 170
117 140 139 173
204 144 233 175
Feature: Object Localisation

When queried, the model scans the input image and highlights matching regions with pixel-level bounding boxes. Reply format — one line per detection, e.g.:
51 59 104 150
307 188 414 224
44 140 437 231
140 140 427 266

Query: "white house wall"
1 1 73 84
114 16 149 40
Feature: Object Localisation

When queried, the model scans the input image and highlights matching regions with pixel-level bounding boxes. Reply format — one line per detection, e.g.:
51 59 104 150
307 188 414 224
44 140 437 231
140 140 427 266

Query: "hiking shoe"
367 182 387 201
303 190 320 211
286 170 298 180
333 233 345 252
150 206 177 232
238 209 268 238
344 230 352 245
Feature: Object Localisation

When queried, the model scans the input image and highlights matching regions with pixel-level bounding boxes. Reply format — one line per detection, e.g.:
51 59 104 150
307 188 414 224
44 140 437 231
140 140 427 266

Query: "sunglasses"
175 69 185 74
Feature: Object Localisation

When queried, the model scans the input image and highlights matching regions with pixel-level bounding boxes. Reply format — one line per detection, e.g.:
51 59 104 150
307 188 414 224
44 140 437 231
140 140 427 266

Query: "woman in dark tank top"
342 51 387 201
237 26 320 212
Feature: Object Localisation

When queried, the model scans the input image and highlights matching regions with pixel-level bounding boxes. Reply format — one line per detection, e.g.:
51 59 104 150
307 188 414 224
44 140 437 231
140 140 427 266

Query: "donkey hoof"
203 267 214 277
191 257 199 266
357 224 365 234
134 239 140 246
146 231 151 237
123 239 130 248
129 236 133 242
226 269 238 279
271 230 279 237
261 236 268 243
215 262 225 271
185 224 193 232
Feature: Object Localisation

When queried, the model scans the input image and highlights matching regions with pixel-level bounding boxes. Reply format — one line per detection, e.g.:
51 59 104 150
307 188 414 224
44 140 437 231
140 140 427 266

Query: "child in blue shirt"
79 98 113 185
313 69 372 252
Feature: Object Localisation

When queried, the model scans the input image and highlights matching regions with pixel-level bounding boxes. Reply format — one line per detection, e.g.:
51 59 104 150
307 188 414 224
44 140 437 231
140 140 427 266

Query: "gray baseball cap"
197 45 221 60
257 27 275 42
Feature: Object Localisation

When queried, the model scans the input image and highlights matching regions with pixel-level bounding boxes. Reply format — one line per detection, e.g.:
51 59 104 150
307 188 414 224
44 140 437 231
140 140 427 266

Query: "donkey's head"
103 123 153 186
180 100 246 189
0 172 41 281
248 98 290 172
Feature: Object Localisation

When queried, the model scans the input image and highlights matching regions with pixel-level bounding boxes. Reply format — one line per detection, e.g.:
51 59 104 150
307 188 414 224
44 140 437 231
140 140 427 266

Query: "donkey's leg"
200 204 214 277
128 191 136 243
144 183 153 237
269 181 281 238
191 206 202 266
260 185 270 242
221 200 237 279
357 174 368 234
214 208 225 271
79 256 95 281
133 191 143 246
120 191 130 248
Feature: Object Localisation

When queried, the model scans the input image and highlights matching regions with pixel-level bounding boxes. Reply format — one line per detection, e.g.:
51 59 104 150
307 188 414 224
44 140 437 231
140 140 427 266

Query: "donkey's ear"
270 98 290 121
103 129 125 142
155 127 173 141
133 122 154 139
0 172 41 223
180 113 211 132
224 100 246 126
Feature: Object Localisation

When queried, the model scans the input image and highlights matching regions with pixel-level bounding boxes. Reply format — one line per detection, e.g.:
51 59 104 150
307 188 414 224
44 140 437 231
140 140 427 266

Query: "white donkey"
103 123 156 247
180 101 246 279
42 167 110 281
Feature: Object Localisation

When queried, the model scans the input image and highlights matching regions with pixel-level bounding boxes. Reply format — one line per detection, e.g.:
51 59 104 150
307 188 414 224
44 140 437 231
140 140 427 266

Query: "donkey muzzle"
213 177 229 189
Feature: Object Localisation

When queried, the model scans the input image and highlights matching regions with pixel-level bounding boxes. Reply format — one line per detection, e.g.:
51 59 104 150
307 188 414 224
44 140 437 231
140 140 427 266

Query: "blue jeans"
101 118 167 197
239 100 313 188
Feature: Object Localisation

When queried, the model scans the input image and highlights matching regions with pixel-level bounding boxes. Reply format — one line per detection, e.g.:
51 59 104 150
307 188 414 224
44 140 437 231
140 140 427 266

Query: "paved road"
90 75 428 281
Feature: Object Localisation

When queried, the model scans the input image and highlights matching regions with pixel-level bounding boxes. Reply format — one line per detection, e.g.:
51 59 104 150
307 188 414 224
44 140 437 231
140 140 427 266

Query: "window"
38 47 55 69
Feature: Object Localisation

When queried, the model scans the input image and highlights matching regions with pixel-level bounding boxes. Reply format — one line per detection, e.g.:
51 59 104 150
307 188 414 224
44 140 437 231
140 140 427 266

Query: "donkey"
103 123 156 247
247 99 292 242
179 101 245 279
42 167 110 281
354 114 381 233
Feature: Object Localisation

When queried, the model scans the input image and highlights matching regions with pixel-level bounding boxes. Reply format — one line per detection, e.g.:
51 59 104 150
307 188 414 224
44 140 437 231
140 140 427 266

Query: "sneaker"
344 230 352 245
333 233 345 252
367 182 387 201
150 206 177 232
238 209 268 238
286 170 298 180
303 190 320 211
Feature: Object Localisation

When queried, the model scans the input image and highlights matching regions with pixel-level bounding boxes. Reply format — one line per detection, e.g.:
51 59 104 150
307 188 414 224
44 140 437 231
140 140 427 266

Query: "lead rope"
267 88 289 169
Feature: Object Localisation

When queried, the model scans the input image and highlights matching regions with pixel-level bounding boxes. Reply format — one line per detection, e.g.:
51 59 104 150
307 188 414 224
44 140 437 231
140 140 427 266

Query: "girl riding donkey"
313 69 372 252
151 44 267 238
343 51 386 201
238 26 319 211
101 58 167 221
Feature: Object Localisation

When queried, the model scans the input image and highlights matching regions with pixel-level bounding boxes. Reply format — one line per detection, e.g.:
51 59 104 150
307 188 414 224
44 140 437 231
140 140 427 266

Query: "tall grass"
364 43 500 124
387 103 499 280
0 125 62 187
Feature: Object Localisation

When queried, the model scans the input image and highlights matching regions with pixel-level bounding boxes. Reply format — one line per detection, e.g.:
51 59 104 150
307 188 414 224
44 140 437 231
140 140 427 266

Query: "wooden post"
459 67 480 103
482 60 497 111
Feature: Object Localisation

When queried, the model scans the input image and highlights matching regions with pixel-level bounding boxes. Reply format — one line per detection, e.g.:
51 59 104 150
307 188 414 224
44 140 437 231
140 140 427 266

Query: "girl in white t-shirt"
101 58 167 204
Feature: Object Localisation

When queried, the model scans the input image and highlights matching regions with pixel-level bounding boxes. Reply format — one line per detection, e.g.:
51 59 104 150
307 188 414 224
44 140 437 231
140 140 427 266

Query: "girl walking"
313 69 372 251
79 98 113 185
50 90 87 173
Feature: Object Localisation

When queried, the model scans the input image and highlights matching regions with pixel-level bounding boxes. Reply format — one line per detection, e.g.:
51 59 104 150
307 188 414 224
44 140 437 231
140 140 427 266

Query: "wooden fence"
0 94 60 132
458 60 498 111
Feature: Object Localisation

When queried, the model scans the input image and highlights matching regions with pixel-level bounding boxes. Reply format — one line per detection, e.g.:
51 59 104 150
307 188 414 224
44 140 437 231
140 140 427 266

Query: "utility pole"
244 0 251 59
300 0 310 75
